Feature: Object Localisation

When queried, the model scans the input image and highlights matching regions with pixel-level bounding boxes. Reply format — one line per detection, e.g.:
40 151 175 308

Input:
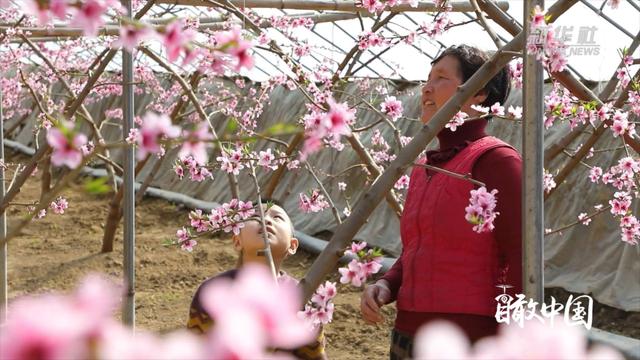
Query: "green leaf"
83 177 111 195
584 101 598 111
225 117 239 135
265 122 299 135
162 238 176 247
371 247 384 258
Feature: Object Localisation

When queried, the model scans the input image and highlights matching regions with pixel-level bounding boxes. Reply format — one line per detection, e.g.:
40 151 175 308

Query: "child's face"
234 204 298 262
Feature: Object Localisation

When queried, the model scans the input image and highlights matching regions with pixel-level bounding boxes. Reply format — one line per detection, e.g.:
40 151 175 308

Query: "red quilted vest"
396 136 515 316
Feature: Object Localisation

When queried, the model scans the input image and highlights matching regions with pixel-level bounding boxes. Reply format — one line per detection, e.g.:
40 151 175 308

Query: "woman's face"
421 55 486 124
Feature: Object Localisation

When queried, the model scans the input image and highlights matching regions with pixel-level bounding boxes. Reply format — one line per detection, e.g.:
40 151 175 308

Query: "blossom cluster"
420 12 451 38
301 98 356 160
394 174 410 190
299 189 330 213
178 122 214 165
46 122 89 169
618 211 640 246
629 90 640 117
298 281 337 330
370 129 395 164
610 110 636 138
357 31 388 51
173 156 214 182
470 102 522 121
203 199 254 235
268 15 314 33
464 186 500 233
126 112 180 161
602 156 639 192
173 144 290 182
175 227 197 252
50 196 70 214
543 169 557 194
216 147 246 176
121 21 254 70
509 59 524 89
608 191 638 245
258 148 283 170
338 242 383 287
204 26 255 72
542 84 620 131
0 268 315 360
526 6 568 73
577 212 592 226
587 155 640 245
414 319 622 359
173 199 257 251
446 111 468 132
358 0 387 13
27 196 70 220
380 96 404 121
22 0 255 70
25 0 123 37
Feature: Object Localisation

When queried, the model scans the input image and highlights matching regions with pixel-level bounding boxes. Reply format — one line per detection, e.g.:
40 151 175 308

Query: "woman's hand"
360 280 392 324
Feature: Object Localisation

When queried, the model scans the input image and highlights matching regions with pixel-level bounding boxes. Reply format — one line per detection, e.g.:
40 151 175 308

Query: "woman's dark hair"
431 45 511 108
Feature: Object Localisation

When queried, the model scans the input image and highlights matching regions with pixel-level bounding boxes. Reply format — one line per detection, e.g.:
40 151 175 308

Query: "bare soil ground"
5 154 638 359
6 164 395 359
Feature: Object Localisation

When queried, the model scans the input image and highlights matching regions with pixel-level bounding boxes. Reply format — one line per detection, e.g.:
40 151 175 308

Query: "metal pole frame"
0 79 7 323
522 0 545 304
122 0 136 327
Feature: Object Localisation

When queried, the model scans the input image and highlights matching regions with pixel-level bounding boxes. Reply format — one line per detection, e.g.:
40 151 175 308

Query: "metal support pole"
0 83 7 323
522 0 545 303
122 0 136 328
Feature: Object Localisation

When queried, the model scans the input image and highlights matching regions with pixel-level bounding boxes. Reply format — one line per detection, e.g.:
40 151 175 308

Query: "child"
187 200 328 360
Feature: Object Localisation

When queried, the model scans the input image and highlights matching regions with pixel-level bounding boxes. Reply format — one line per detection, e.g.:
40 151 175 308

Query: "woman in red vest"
360 45 523 359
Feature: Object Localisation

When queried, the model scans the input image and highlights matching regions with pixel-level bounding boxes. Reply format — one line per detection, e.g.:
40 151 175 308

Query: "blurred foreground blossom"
0 266 315 360
414 319 623 360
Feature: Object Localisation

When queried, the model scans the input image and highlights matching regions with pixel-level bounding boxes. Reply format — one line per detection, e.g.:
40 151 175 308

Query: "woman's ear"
288 237 299 255
232 235 242 252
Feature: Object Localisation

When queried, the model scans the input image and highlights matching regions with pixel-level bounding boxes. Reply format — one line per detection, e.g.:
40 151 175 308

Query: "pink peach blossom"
136 112 180 160
71 0 120 37
200 264 315 354
162 20 196 64
113 25 154 52
380 96 403 121
46 126 88 169
178 122 213 165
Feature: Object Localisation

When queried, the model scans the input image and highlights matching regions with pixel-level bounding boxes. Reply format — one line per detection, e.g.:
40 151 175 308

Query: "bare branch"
413 162 486 187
